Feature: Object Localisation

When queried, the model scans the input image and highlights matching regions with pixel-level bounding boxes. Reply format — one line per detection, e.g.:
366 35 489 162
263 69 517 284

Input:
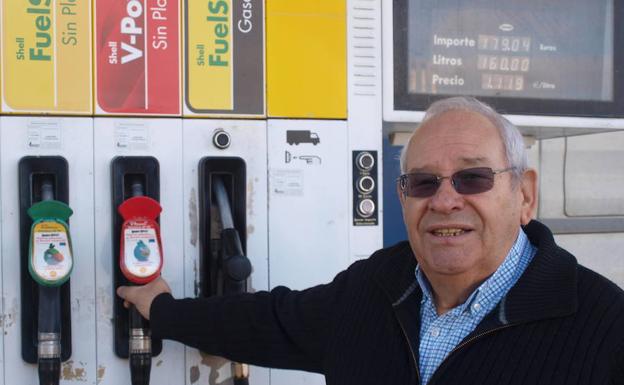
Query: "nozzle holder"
18 156 72 363
198 157 247 298
111 156 163 359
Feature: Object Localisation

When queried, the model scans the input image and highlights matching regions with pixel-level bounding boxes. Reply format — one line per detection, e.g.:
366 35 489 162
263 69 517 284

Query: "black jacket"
152 220 624 384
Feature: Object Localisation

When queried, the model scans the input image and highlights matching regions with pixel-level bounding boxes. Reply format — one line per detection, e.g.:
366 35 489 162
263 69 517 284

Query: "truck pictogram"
286 130 320 145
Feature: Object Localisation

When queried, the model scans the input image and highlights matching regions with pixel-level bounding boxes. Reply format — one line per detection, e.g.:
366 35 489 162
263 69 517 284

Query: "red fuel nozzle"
118 196 163 284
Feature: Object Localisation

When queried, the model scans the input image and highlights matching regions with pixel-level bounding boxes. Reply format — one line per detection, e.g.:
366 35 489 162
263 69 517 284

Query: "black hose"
38 286 61 385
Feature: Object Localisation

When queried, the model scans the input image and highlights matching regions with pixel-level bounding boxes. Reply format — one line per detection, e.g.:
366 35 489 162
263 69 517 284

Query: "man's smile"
431 228 468 237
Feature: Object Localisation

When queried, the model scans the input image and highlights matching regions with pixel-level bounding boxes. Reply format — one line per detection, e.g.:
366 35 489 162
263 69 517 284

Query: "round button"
358 199 376 217
472 303 482 312
356 152 375 171
430 327 440 337
213 130 231 149
357 176 375 194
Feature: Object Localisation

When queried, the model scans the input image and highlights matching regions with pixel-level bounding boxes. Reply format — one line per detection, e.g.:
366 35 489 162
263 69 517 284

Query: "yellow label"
2 0 91 113
187 0 233 110
267 0 347 119
34 221 64 233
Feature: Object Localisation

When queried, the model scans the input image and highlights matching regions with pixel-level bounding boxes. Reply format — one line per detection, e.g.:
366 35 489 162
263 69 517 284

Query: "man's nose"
427 178 464 214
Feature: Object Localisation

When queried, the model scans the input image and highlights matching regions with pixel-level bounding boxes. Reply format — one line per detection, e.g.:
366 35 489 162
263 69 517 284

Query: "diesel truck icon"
286 130 320 145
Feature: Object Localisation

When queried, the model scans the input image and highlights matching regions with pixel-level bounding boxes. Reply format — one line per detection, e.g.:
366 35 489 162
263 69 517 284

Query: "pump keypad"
353 151 378 226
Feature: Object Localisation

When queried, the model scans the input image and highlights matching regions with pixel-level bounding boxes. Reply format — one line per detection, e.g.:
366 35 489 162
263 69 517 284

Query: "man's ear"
519 168 538 225
397 180 406 208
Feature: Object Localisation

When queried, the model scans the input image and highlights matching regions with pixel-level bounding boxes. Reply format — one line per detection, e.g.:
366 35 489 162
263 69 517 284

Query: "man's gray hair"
399 96 528 180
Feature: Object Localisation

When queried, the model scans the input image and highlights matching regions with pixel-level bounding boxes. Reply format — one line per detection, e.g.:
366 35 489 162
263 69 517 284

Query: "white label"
123 227 161 277
115 121 150 151
271 169 304 196
32 227 72 281
27 120 63 149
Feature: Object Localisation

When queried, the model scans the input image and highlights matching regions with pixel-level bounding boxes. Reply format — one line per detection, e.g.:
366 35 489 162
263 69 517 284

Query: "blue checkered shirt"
415 228 536 384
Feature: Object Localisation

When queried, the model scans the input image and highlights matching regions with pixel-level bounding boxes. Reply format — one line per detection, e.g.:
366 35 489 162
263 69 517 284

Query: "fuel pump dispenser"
111 156 163 385
199 157 251 385
18 156 73 385
182 120 268 384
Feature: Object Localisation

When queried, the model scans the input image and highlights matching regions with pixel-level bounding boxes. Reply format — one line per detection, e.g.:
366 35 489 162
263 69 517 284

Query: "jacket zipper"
426 324 515 385
398 320 421 384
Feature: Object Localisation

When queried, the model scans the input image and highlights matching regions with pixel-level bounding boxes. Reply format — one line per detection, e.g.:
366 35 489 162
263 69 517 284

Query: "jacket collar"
502 220 578 324
374 220 578 326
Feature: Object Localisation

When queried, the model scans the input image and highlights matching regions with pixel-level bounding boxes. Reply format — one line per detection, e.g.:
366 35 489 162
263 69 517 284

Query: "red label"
96 0 180 114
118 196 163 284
120 219 163 284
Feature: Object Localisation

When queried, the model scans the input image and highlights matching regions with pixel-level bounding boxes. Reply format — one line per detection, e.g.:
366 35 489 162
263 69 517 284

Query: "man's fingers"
116 286 127 299
115 278 172 320
117 286 136 303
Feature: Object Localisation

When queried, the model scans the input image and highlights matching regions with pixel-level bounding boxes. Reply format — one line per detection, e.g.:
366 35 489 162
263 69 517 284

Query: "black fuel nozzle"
220 228 252 294
212 176 252 293
212 176 251 385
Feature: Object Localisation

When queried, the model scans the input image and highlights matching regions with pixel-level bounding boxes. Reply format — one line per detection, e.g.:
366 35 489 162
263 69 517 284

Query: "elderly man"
118 97 624 384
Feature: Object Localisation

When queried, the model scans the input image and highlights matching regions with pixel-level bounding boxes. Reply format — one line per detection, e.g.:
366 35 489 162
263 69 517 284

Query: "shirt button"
472 303 482 312
430 327 440 337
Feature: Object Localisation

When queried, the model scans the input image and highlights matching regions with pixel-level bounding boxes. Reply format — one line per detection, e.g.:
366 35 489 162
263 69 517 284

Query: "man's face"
399 110 536 283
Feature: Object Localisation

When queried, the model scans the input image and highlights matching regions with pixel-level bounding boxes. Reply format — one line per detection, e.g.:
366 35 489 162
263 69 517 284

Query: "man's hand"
116 276 172 320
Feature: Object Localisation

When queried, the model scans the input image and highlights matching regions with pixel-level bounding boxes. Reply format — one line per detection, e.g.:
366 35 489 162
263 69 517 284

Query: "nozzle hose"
38 286 61 385
129 305 152 385
130 179 144 197
38 357 61 385
41 180 55 201
130 353 152 385
212 176 235 230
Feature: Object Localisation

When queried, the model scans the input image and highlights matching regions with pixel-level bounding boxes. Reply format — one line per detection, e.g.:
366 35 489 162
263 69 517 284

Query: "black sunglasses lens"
405 174 439 197
453 168 495 194
400 167 499 197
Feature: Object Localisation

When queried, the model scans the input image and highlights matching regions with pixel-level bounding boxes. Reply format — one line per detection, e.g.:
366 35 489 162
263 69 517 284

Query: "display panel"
393 0 624 117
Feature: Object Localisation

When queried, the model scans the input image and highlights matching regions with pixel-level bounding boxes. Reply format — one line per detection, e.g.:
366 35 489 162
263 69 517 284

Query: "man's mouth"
431 228 469 237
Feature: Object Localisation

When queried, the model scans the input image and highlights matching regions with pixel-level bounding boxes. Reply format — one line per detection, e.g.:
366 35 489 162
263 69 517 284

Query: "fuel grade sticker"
31 221 73 282
123 225 161 278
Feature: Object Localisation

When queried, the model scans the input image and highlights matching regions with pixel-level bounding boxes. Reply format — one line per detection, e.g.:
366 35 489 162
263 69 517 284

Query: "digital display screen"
404 0 614 102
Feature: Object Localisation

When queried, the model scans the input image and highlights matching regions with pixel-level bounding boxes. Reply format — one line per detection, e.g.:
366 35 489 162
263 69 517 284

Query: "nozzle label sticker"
31 221 73 282
123 226 161 278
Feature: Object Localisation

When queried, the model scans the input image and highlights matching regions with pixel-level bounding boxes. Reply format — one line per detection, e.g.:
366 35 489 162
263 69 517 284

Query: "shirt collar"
415 228 531 316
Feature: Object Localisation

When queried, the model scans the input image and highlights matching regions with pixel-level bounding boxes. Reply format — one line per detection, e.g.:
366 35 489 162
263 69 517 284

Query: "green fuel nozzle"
27 185 74 385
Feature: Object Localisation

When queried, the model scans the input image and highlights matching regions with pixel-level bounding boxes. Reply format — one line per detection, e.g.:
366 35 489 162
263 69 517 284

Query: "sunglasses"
398 167 515 198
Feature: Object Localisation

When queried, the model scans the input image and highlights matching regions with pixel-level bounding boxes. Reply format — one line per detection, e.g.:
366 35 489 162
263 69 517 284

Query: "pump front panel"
182 119 269 385
93 118 185 385
0 116 96 383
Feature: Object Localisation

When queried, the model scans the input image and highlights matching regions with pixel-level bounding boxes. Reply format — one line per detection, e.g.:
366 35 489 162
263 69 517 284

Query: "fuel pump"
111 156 163 385
19 156 73 385
198 157 251 385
